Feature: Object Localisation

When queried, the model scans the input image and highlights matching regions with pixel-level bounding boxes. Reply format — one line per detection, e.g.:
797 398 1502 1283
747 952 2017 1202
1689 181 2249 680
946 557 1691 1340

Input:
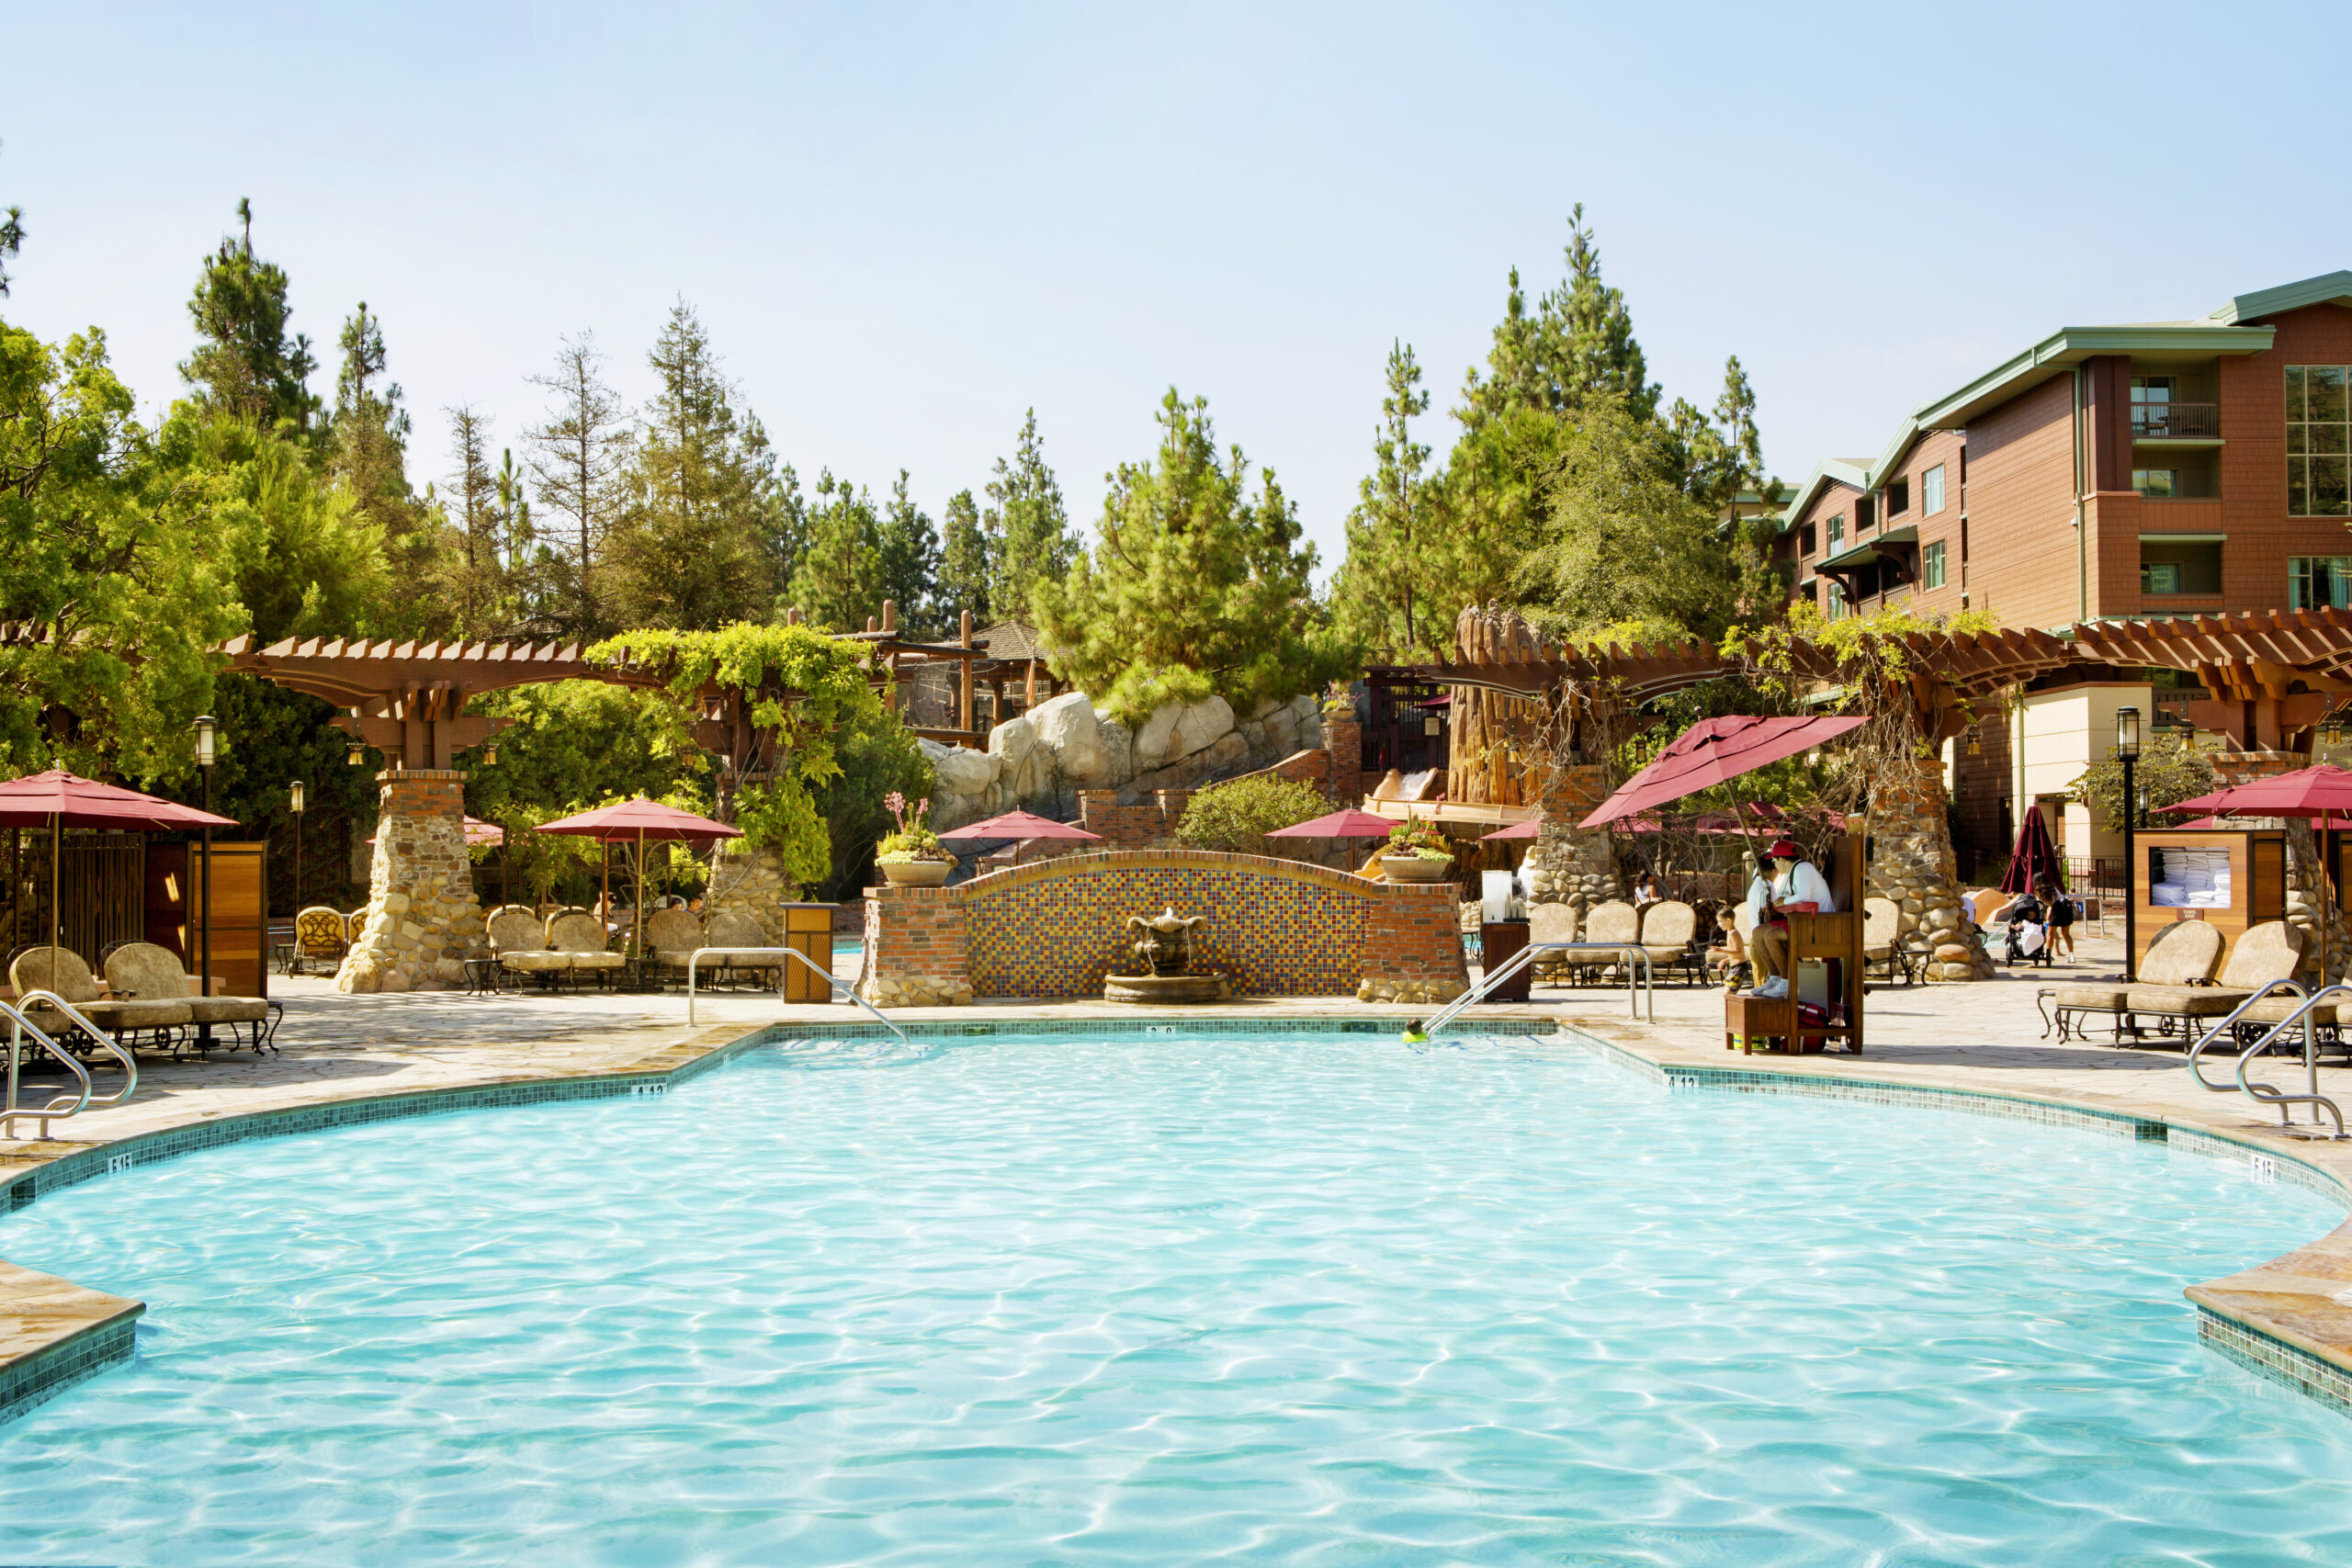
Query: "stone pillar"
1526 763 1621 919
1356 882 1470 1004
704 841 793 942
858 884 972 1007
1866 755 1995 981
335 770 488 993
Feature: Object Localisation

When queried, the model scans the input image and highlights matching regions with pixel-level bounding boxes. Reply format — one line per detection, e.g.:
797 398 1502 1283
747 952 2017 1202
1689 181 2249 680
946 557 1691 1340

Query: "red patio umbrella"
1267 808 1406 840
0 769 238 957
936 810 1102 842
536 799 741 959
1998 806 2065 895
1479 818 1543 842
1578 715 1866 829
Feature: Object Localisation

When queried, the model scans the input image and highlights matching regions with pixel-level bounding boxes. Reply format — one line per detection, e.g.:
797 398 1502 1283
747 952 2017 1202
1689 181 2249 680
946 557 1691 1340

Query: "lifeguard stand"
1722 833 1866 1054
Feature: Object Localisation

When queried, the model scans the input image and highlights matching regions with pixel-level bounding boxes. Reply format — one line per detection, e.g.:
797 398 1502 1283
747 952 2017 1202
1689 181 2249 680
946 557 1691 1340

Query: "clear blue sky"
7 2 2346 578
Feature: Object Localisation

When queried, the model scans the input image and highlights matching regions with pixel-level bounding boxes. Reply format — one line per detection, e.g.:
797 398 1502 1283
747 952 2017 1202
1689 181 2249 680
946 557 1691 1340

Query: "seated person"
1746 840 1837 997
1631 872 1659 908
1705 908 1747 982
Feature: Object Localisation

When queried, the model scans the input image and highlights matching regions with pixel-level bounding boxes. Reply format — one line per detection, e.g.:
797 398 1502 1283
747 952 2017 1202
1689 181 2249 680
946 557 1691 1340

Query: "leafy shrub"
1385 811 1451 858
1173 775 1331 857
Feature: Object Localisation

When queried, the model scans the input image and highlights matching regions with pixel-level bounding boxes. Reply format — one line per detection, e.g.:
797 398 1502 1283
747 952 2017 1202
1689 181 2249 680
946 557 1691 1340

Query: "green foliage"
0 317 247 782
326 301 436 628
1385 812 1450 856
466 681 702 825
876 470 944 637
937 488 990 630
1171 774 1331 858
987 409 1079 625
787 470 884 632
801 706 933 897
172 413 391 644
179 200 320 437
1032 389 1352 727
2070 736 2220 835
522 331 633 639
1331 341 1438 656
1460 204 1657 430
0 141 21 299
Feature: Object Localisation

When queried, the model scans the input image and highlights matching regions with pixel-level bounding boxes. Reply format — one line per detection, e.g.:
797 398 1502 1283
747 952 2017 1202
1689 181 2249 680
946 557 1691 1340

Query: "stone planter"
1382 855 1450 885
879 860 951 887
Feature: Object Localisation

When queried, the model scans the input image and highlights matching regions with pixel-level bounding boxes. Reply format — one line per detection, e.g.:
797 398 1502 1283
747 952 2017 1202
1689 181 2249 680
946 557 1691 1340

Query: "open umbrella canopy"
1268 808 1407 840
0 769 238 831
2160 764 2352 820
1577 715 1866 829
938 810 1102 842
1479 818 1543 842
1998 807 2066 894
534 798 741 842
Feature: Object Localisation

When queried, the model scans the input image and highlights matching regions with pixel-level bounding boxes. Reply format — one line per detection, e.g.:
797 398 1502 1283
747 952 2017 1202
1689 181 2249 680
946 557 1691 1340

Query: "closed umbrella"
1998 807 2065 896
535 799 741 963
0 769 237 960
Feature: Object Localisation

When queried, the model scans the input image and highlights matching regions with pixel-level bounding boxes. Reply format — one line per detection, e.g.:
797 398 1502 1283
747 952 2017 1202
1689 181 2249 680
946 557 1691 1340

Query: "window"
1826 514 1845 551
1856 496 1875 530
2289 367 2352 516
2290 556 2352 610
1922 464 1946 515
2134 468 2179 498
2131 376 2174 439
1923 540 1947 590
1825 578 1847 619
1884 479 1909 516
1799 524 1816 556
2140 538 2222 596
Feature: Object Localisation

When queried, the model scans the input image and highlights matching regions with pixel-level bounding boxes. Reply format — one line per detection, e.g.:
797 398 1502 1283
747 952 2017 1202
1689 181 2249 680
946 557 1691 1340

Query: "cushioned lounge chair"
1862 897 1915 986
1528 902 1577 982
1635 900 1699 985
702 911 786 988
640 907 706 986
104 942 278 1055
489 906 564 989
2127 921 2310 1044
7 945 190 1053
545 910 627 988
1571 900 1641 984
2041 919 2222 1043
290 905 348 976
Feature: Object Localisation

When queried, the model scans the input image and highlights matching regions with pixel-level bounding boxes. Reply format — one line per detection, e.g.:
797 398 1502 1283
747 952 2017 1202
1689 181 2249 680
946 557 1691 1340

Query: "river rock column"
1526 763 1622 918
335 770 489 994
705 840 793 941
1867 755 1994 981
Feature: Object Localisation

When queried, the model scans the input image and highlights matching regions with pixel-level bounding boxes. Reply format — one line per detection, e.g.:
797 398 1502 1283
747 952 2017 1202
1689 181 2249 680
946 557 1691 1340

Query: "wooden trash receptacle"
1479 921 1531 1002
781 903 835 1002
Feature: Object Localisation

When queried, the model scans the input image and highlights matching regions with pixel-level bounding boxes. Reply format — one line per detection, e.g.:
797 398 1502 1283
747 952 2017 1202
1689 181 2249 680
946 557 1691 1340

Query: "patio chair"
704 910 786 988
1528 902 1577 982
104 942 278 1055
488 905 565 989
2041 919 2221 1043
1861 897 1915 987
290 905 349 976
544 910 627 988
640 907 706 987
1573 900 1641 984
2126 921 2310 1046
1635 900 1700 985
7 945 190 1055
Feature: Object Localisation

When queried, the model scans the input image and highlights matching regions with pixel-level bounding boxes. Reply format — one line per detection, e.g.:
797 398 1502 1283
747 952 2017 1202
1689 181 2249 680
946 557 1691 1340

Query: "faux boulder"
1170 696 1236 761
1029 692 1105 783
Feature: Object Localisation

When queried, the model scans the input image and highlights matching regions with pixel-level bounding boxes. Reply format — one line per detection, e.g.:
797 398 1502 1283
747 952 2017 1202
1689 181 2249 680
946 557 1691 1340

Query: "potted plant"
1381 814 1453 884
875 793 957 886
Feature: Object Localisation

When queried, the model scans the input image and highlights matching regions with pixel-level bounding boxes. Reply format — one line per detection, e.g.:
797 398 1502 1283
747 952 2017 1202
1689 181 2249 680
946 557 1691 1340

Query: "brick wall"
862 850 1466 1003
1964 374 2078 628
1077 790 1194 848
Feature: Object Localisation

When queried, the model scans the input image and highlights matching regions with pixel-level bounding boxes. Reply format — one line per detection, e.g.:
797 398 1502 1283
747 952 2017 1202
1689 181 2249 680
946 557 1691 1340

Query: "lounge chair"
289 905 348 976
1862 897 1916 986
104 942 278 1055
641 907 706 986
488 905 565 989
1635 900 1700 985
7 945 190 1054
544 910 627 988
2041 919 2222 1043
703 911 787 988
1574 900 1641 984
2127 921 2312 1046
1528 902 1577 982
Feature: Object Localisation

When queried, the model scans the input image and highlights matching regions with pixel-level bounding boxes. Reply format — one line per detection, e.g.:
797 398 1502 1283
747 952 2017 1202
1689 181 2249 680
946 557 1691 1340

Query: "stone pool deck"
5 925 2352 1419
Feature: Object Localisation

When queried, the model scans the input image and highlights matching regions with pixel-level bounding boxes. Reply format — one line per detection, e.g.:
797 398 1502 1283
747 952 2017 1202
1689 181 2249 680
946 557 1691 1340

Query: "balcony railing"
2131 402 2220 439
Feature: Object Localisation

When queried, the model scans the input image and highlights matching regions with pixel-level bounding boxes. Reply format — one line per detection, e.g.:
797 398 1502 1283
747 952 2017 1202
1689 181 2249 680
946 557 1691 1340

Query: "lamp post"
289 779 305 929
192 714 217 996
2117 706 2142 982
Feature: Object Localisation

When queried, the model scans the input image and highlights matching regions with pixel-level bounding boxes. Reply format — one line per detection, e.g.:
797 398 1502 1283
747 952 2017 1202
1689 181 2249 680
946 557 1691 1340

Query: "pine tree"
1461 203 1656 428
179 199 320 436
0 140 22 299
327 301 435 603
1031 389 1351 725
1331 341 1434 656
937 488 991 629
985 410 1079 624
876 470 943 637
524 332 633 638
604 300 772 629
787 470 885 632
445 406 504 635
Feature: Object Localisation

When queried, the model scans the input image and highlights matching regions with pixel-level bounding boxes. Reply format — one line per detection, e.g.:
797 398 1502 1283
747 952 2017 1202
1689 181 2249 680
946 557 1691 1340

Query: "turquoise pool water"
0 1029 2347 1564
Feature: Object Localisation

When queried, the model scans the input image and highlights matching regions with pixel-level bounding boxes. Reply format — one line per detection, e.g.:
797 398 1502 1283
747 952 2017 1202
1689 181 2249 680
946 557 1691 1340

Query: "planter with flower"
1381 814 1454 884
875 793 958 886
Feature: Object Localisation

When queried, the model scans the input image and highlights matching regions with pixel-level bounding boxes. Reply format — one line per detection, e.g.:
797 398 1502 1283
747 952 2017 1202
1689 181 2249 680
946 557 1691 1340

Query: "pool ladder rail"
2185 980 2350 1139
1426 941 1654 1034
0 991 140 1140
684 945 909 1044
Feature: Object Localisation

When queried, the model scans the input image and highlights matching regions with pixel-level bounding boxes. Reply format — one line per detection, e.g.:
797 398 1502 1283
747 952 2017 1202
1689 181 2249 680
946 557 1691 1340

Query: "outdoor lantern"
1966 731 1982 758
2326 710 2346 747
1424 714 1441 737
483 740 499 766
2115 705 2142 759
191 713 217 770
289 780 305 815
347 740 364 766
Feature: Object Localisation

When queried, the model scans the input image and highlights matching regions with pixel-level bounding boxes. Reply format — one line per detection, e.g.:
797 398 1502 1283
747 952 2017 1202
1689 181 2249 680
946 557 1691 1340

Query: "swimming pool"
0 1027 2346 1564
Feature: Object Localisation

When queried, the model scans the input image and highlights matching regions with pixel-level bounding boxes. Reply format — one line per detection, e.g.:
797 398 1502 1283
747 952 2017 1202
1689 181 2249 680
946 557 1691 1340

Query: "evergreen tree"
1670 355 1765 508
756 462 809 615
0 141 22 298
327 301 435 604
936 487 991 629
605 300 773 629
1331 341 1435 655
1031 389 1351 724
179 199 320 436
985 409 1080 624
444 406 504 634
876 470 943 637
1461 203 1655 428
525 332 633 638
786 471 885 632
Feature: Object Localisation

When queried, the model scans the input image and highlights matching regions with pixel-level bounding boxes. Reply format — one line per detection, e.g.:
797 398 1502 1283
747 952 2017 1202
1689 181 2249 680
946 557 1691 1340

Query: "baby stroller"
2001 894 2052 968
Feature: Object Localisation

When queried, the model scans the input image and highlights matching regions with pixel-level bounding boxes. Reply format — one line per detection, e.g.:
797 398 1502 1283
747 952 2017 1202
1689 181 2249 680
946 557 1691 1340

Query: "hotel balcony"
2130 402 2220 441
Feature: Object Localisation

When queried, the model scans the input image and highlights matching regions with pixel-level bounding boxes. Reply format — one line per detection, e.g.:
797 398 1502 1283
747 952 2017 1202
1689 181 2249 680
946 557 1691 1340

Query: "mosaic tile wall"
964 861 1374 997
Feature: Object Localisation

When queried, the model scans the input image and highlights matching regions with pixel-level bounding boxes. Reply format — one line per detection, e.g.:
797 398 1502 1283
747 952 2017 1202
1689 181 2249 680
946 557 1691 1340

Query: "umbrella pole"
634 827 645 964
601 843 610 934
49 812 60 954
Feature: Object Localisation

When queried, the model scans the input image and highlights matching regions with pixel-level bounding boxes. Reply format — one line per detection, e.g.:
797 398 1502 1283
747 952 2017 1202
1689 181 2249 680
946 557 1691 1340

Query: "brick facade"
859 850 1466 1004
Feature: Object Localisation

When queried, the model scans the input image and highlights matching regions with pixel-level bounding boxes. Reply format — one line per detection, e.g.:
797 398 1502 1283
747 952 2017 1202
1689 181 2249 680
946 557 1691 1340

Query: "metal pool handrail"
0 991 141 1139
2186 979 2349 1138
1428 941 1654 1034
684 946 909 1043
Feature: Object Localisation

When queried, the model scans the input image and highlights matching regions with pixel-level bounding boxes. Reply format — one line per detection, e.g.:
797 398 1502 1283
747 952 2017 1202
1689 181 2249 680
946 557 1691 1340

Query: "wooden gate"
3 830 147 970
